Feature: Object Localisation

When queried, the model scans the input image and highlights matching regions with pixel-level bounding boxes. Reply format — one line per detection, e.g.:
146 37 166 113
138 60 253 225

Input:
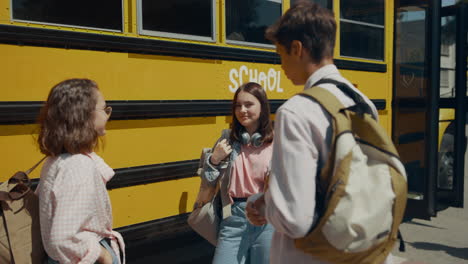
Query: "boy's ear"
290 40 303 57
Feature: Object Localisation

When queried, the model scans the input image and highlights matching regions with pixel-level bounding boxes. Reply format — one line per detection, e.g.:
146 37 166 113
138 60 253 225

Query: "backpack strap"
3 157 47 193
312 79 376 120
0 157 47 202
300 84 356 137
300 80 371 218
300 86 346 212
397 229 406 252
221 129 231 144
301 85 346 117
25 156 47 175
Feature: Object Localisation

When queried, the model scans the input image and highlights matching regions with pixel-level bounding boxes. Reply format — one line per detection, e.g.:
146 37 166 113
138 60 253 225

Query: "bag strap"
25 156 47 176
301 85 346 117
300 80 371 211
397 229 406 252
219 129 232 165
305 79 376 120
1 157 47 196
12 156 47 186
221 129 231 142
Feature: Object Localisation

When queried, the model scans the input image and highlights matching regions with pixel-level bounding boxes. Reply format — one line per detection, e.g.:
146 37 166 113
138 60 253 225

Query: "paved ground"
391 141 468 264
392 203 468 263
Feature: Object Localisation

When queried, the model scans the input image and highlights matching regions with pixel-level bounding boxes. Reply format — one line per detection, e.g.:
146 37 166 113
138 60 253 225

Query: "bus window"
440 15 456 98
442 0 463 7
225 0 282 47
11 0 123 31
395 8 427 98
340 0 385 61
394 2 431 218
139 0 215 42
290 0 332 9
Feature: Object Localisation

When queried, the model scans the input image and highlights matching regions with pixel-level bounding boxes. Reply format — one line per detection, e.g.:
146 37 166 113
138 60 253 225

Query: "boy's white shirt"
263 64 393 264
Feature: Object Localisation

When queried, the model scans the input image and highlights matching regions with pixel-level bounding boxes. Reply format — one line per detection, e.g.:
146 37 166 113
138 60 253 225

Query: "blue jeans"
213 201 274 264
47 238 118 264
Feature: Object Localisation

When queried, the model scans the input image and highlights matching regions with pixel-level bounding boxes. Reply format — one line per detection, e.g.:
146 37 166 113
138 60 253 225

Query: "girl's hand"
97 245 113 264
210 139 232 165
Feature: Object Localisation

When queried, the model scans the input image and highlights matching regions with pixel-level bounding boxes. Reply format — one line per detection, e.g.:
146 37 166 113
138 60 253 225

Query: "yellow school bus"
0 0 465 262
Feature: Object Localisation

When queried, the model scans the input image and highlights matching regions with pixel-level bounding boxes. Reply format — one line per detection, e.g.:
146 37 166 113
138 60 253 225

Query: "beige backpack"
295 80 408 264
0 157 46 264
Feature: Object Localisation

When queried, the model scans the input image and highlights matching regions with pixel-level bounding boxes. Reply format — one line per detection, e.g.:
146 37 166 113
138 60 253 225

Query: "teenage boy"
246 2 393 263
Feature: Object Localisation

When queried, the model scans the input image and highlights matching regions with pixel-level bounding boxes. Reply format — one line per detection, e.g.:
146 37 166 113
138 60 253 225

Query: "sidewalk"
391 168 468 263
391 205 468 263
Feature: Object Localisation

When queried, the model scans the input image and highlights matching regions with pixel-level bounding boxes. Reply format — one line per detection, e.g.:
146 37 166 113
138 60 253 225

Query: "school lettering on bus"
229 65 284 93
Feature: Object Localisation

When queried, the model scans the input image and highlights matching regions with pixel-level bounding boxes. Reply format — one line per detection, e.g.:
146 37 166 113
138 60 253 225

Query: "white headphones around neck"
240 131 263 147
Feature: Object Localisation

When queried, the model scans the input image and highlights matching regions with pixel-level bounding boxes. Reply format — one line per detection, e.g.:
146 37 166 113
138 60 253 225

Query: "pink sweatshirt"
228 142 273 202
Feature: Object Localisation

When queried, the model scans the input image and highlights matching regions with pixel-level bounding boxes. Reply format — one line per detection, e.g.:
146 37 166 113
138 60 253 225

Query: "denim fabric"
213 201 274 264
47 238 118 264
100 238 119 264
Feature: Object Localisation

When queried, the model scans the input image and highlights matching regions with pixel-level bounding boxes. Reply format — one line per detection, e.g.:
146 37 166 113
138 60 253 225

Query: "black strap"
313 79 376 120
397 229 406 252
25 156 47 175
232 197 248 202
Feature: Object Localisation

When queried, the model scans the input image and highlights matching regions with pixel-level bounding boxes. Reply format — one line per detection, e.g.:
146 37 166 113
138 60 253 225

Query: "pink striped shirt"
228 142 273 202
37 152 125 264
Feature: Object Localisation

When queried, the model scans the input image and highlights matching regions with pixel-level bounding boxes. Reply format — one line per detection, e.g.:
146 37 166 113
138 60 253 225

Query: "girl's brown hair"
38 79 100 156
230 82 273 144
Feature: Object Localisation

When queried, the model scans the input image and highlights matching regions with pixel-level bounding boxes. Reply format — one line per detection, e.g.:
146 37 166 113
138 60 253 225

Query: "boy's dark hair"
38 79 100 156
230 82 274 144
265 1 336 63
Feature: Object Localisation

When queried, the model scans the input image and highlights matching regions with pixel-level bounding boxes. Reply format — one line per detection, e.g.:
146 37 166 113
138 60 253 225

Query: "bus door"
394 0 466 220
437 3 466 209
